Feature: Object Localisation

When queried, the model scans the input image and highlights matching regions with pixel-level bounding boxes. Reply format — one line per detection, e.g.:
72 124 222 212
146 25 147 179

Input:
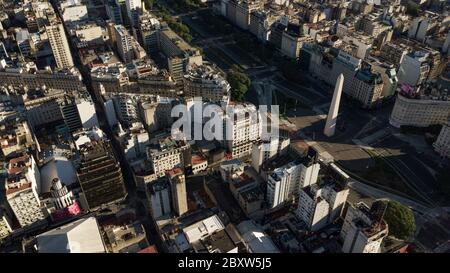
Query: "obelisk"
324 74 344 137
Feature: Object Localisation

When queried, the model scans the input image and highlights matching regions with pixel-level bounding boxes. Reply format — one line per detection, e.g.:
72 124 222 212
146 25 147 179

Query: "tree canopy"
383 200 416 240
227 70 251 102
406 2 420 17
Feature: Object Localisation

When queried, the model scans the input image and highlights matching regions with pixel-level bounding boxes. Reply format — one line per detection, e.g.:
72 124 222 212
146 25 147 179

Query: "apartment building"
5 154 47 228
390 84 450 128
146 133 191 177
341 202 389 253
183 65 230 103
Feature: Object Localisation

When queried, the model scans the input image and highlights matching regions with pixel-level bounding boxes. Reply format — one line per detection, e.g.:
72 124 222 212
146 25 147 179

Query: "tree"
383 200 416 240
406 2 420 17
227 70 251 102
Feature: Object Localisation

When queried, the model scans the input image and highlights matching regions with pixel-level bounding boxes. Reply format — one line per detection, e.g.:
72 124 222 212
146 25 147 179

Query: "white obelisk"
324 74 344 137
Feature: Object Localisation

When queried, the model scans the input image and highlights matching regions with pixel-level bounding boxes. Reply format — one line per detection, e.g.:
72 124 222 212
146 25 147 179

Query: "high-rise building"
349 63 384 109
266 156 320 209
0 41 9 60
296 178 349 231
45 14 74 68
269 22 286 49
114 25 134 63
112 94 139 127
183 65 231 103
251 137 290 172
16 29 31 56
140 97 175 133
379 42 409 70
158 27 203 82
106 0 124 24
408 13 439 42
224 102 261 158
249 10 277 43
138 13 160 53
125 0 142 27
167 168 188 216
370 59 398 99
60 96 83 133
5 154 47 228
226 0 262 30
281 22 309 59
397 50 430 87
341 202 388 253
331 50 361 95
76 140 127 210
146 177 171 218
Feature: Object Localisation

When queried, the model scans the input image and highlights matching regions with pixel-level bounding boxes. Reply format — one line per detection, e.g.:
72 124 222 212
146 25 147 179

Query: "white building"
124 123 149 161
125 0 142 27
36 217 106 253
74 24 104 45
112 95 139 126
266 159 320 209
408 13 438 42
390 90 450 128
296 180 349 231
147 178 171 218
236 220 280 253
183 65 230 103
397 51 430 87
5 154 47 228
76 97 99 130
341 33 373 59
251 137 290 172
224 102 261 158
331 50 362 95
183 215 225 243
341 202 388 253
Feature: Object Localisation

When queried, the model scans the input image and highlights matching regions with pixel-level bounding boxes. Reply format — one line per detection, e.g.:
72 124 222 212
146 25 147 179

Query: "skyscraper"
125 0 142 27
114 25 134 63
77 140 127 210
45 14 74 68
167 168 188 216
324 74 344 137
